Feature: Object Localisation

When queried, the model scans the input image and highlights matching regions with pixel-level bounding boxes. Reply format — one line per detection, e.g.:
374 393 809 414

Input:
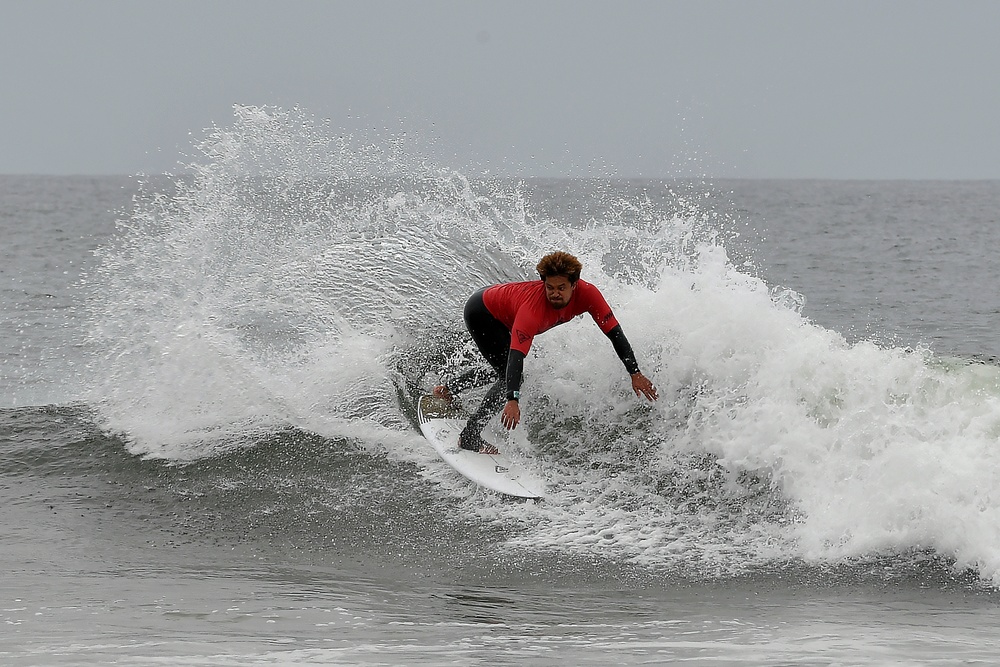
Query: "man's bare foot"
476 442 500 455
458 432 499 455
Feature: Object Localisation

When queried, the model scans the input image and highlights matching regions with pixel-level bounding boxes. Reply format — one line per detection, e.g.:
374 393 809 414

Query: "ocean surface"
4 107 1000 665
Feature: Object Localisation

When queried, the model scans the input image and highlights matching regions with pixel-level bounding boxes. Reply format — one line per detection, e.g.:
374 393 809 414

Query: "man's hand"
501 400 521 430
631 372 658 402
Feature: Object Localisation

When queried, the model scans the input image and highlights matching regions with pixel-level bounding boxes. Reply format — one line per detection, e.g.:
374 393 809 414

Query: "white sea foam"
484 235 1000 584
85 105 1000 585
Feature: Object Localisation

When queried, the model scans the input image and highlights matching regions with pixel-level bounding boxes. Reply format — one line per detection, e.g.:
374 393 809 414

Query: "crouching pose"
436 251 658 454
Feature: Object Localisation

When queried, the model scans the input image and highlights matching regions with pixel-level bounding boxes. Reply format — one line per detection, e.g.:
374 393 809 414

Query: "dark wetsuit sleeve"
505 349 526 399
606 325 640 375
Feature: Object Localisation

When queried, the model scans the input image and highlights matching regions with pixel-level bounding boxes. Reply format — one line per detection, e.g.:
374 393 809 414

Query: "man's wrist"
506 390 520 401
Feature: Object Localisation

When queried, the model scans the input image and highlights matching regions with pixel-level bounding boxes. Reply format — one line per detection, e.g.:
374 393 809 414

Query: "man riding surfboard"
435 251 658 454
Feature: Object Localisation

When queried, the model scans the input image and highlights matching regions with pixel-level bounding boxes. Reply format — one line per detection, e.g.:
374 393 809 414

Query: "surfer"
435 251 658 454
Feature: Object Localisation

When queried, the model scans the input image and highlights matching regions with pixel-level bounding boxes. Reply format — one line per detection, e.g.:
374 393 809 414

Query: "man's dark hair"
536 251 583 283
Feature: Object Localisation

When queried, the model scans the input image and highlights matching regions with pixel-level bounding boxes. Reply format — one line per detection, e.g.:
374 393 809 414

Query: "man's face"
543 275 575 309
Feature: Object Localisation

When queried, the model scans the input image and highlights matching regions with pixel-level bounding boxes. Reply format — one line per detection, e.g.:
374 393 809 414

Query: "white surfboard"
417 394 544 500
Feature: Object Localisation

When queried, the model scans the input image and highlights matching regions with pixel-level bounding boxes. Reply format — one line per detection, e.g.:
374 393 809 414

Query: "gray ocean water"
4 111 1000 665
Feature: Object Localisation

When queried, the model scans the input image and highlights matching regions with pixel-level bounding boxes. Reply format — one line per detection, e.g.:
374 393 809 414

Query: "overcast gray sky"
3 1 998 178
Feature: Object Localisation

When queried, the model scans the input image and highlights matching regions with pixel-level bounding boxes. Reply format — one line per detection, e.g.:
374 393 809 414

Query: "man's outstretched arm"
605 325 658 402
500 349 526 429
